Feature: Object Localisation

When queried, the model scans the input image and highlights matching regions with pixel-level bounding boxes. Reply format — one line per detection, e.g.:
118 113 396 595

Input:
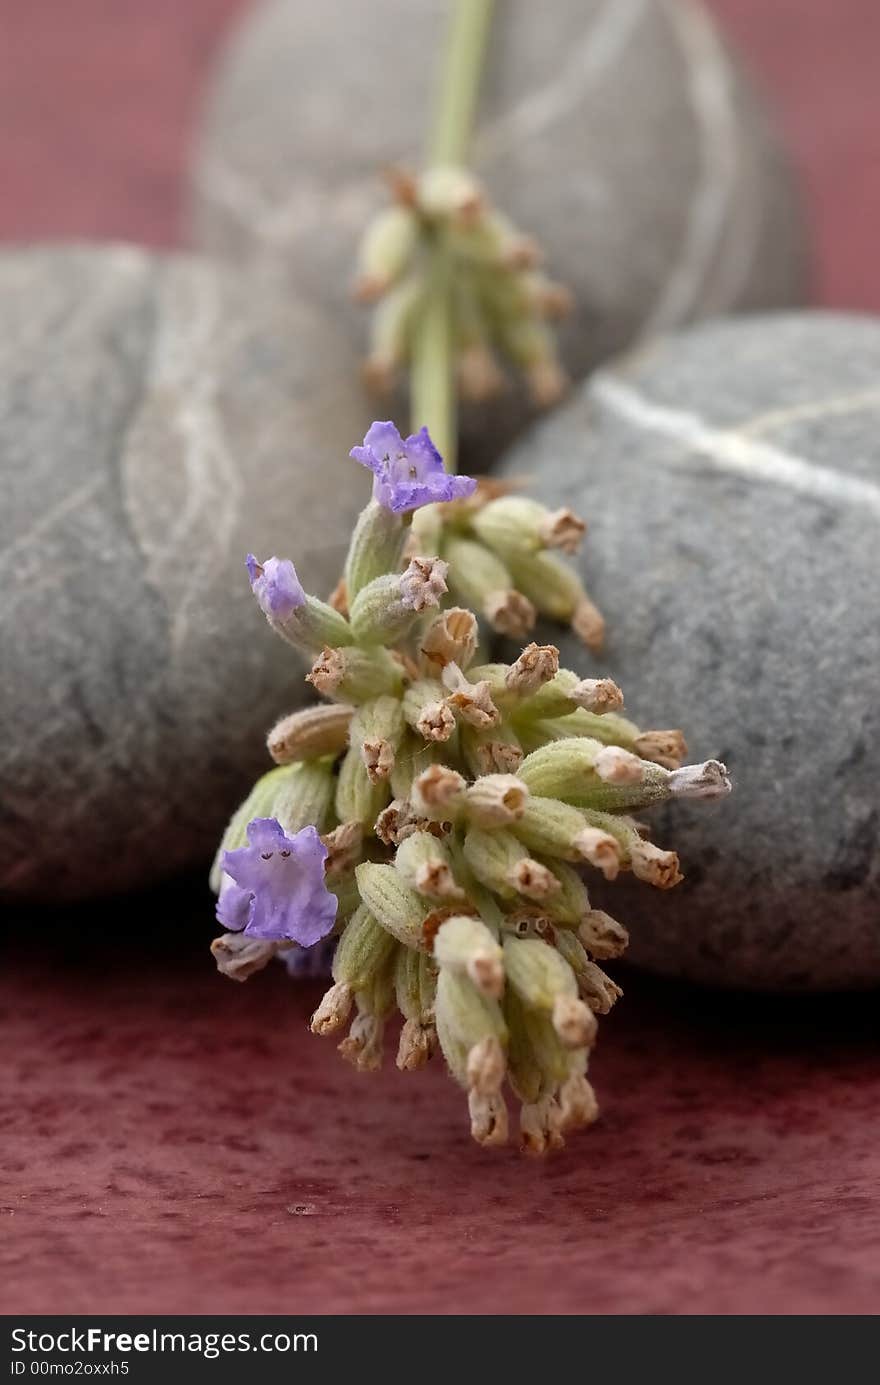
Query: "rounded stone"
497 312 880 990
0 246 372 903
190 0 809 465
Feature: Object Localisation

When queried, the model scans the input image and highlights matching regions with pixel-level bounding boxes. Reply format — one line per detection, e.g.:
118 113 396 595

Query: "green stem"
430 0 496 167
410 0 495 472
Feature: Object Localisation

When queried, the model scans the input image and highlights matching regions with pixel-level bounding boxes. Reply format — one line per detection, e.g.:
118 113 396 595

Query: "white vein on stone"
473 0 650 163
195 156 378 250
640 0 739 334
590 371 880 518
738 388 880 438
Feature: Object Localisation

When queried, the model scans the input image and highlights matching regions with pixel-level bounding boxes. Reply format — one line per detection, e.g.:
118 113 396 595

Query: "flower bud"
554 929 623 1014
307 644 403 702
394 947 437 1069
210 933 277 983
322 821 364 878
502 935 577 1018
633 730 688 770
535 858 590 925
460 723 524 778
506 549 604 650
394 831 465 903
349 556 448 645
362 276 422 392
353 203 418 300
419 606 479 674
310 981 354 1036
355 862 428 948
335 743 391 827
403 679 457 743
434 915 504 998
465 774 529 828
343 499 408 600
267 703 354 765
442 535 535 636
272 759 336 835
558 1071 599 1132
441 663 499 730
511 795 602 861
329 903 397 996
247 555 352 654
578 909 629 960
434 967 507 1104
410 764 467 821
504 643 560 697
338 999 387 1072
350 695 405 785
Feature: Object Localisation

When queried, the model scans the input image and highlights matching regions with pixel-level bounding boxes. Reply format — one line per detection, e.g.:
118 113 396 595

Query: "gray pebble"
497 312 880 990
0 246 372 902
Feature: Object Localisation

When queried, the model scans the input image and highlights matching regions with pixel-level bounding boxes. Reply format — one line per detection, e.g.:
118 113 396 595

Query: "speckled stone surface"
0 246 371 903
190 0 809 465
4 911 879 1315
497 312 880 991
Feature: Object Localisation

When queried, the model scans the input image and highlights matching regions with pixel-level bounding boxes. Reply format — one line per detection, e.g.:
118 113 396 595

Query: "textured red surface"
5 915 880 1316
3 0 880 1317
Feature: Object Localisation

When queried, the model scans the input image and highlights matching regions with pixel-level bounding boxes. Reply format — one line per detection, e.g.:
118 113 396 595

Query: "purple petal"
216 874 253 932
246 555 305 621
350 420 475 514
222 819 337 946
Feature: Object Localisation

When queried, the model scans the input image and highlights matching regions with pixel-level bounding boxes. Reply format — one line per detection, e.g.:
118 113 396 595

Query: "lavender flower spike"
351 421 476 514
221 818 338 945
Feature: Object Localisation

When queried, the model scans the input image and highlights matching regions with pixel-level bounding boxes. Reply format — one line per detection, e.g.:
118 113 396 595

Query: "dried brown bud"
416 700 457 743
505 643 560 697
411 765 468 818
552 994 598 1050
458 344 506 402
442 662 499 730
629 839 683 890
310 981 354 1036
485 589 536 639
396 1019 436 1071
338 1011 384 1071
574 827 622 881
594 745 645 785
420 607 479 673
537 508 586 555
361 737 396 784
509 858 561 902
578 910 629 961
633 730 688 770
327 576 349 616
526 358 569 408
466 774 530 827
267 703 354 765
558 1073 599 1131
211 933 277 983
571 596 605 651
399 555 449 612
321 821 363 877
570 678 624 714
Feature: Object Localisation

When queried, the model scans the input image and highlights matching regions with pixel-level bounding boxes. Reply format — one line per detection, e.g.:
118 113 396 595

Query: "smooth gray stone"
0 246 371 902
190 0 809 467
497 312 880 991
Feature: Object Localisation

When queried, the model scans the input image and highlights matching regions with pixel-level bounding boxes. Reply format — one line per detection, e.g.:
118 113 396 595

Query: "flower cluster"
355 166 571 409
210 424 730 1153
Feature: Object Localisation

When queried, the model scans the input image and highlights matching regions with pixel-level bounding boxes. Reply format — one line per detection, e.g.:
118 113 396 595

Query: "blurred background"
1 0 877 304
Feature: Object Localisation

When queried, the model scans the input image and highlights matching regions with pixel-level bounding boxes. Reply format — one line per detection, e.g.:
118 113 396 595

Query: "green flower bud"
578 810 684 890
350 696 406 786
330 903 397 994
335 744 391 828
344 499 408 601
402 679 456 743
394 946 438 1070
353 204 419 300
518 738 658 808
266 703 354 765
362 274 424 391
442 535 536 638
394 831 465 903
506 548 603 650
502 936 596 1050
462 825 557 905
307 644 403 703
355 862 428 948
472 497 586 561
534 857 591 926
349 556 449 645
434 967 508 1091
272 758 335 835
514 669 624 721
554 930 623 1014
434 915 504 998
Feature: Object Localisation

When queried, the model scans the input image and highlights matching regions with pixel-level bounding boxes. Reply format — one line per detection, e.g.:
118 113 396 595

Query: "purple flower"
221 818 338 945
283 936 337 979
351 421 477 514
246 555 305 621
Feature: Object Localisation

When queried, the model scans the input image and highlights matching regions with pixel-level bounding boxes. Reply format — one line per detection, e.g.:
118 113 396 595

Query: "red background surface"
3 0 879 1316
